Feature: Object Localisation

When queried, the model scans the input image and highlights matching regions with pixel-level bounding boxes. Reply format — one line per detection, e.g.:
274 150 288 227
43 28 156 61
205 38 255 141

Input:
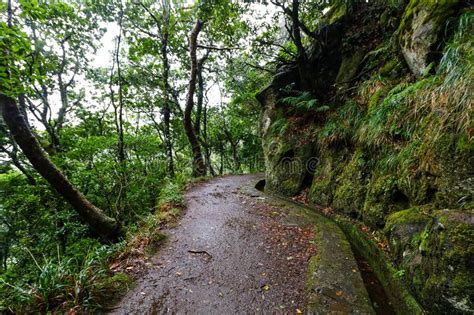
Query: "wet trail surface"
112 174 315 314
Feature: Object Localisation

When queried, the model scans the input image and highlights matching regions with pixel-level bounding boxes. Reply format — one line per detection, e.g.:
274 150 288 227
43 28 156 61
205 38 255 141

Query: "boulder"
398 0 460 76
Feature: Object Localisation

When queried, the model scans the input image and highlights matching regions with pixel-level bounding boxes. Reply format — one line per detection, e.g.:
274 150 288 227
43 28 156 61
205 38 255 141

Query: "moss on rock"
335 51 366 88
398 0 461 76
332 149 368 217
363 175 410 228
308 148 348 207
385 208 474 313
258 2 473 313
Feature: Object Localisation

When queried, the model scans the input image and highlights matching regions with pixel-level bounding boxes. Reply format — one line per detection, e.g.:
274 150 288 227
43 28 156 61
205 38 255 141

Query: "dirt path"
111 174 319 314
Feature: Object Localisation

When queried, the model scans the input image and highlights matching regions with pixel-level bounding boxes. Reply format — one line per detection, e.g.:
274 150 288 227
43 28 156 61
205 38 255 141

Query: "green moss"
397 0 461 75
368 88 384 112
456 134 474 155
384 208 429 232
309 148 348 207
335 51 365 86
397 0 460 44
363 174 409 228
379 59 399 77
309 177 333 206
332 149 368 216
327 2 347 24
264 125 315 196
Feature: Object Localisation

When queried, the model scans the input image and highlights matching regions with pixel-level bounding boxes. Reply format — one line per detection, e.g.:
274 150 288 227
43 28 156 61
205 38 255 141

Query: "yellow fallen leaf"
262 284 270 291
176 272 182 276
286 256 294 261
296 309 302 314
336 290 343 297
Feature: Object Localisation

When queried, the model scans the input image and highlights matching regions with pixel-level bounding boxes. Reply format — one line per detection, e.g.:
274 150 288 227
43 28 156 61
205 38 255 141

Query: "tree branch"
197 44 238 51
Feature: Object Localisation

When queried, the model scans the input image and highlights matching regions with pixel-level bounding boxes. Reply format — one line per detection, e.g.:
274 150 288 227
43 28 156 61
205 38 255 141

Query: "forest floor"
110 174 318 314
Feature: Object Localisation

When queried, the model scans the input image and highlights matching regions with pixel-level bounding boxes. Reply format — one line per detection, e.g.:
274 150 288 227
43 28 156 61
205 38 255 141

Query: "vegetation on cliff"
258 0 473 312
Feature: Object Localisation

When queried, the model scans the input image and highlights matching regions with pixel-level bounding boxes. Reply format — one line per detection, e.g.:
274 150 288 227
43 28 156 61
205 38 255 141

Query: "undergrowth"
0 176 188 313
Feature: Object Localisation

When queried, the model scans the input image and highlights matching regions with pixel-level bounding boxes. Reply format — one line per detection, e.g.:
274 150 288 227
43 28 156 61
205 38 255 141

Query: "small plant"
158 180 184 208
280 91 331 114
394 269 406 278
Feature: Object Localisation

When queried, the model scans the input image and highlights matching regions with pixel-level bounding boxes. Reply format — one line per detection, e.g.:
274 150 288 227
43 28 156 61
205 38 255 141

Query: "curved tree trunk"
184 20 206 177
0 95 124 242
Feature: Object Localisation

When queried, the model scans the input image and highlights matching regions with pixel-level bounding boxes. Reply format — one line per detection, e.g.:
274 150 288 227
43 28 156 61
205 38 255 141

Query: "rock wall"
257 0 473 312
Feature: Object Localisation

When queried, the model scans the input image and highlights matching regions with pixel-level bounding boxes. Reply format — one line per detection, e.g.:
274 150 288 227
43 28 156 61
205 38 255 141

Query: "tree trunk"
202 100 215 176
195 52 209 136
0 95 124 242
161 4 174 177
231 142 240 172
291 0 311 90
184 20 206 177
115 6 126 165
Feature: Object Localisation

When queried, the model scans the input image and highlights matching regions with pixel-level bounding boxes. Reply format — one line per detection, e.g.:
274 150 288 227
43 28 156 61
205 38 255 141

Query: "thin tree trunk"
223 125 240 172
0 135 36 185
195 52 209 136
184 20 206 177
116 6 126 165
202 99 215 176
0 95 124 242
291 0 310 90
161 3 174 177
219 144 224 175
231 142 240 172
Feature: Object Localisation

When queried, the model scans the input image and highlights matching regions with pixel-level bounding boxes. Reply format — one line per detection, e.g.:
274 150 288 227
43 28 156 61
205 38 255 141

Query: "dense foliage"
0 0 275 312
1 0 471 313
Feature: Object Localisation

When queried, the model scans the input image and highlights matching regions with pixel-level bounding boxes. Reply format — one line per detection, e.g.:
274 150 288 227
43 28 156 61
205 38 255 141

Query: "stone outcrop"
398 0 461 76
257 0 473 312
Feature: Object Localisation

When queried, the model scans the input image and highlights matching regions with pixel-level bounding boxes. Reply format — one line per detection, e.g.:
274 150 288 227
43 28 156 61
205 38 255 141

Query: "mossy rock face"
332 149 369 217
398 0 461 76
384 207 431 262
260 90 316 196
419 209 474 313
335 51 366 88
258 3 472 313
385 208 474 313
397 134 474 209
363 175 410 228
431 135 474 209
326 0 347 24
264 136 315 196
308 147 349 207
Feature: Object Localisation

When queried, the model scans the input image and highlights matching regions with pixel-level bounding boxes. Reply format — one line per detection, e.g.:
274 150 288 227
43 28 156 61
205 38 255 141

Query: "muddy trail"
111 174 380 314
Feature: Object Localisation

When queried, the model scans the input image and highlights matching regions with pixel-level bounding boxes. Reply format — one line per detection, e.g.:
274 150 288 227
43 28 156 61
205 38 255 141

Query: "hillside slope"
257 0 473 312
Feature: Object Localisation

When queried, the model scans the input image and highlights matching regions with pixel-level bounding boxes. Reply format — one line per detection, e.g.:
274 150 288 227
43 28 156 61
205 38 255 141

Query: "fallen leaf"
176 272 182 276
296 309 303 314
336 290 343 297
